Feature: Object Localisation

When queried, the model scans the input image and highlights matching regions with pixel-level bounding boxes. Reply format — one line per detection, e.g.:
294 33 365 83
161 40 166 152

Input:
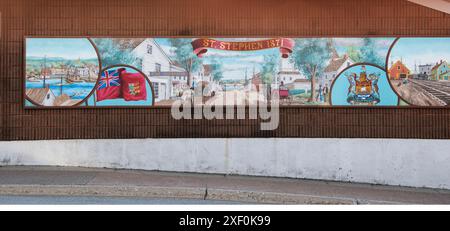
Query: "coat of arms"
346 65 381 105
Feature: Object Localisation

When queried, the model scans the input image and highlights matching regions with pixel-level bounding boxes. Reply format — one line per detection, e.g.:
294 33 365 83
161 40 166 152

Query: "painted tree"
91 39 141 69
346 46 363 63
259 54 280 101
260 54 279 85
168 38 202 87
360 38 384 66
344 39 385 66
290 38 331 102
209 59 223 82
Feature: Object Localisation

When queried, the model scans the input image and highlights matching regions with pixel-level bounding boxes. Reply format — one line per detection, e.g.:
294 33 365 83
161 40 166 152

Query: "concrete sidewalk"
0 166 450 204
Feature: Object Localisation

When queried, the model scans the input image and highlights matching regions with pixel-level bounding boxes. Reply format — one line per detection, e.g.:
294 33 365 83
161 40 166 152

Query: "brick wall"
1 0 450 140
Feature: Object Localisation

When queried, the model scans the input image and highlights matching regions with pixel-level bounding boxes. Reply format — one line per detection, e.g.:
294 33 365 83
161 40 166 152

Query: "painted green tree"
261 54 279 84
169 38 203 87
345 38 384 66
360 38 384 66
346 46 362 63
290 38 331 102
260 54 280 101
209 59 223 82
91 39 141 69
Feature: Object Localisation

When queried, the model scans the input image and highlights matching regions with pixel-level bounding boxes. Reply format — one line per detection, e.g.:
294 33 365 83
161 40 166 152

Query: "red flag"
96 68 124 101
120 71 147 101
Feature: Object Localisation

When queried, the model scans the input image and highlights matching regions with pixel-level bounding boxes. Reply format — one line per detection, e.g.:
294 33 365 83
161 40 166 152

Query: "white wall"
0 138 449 189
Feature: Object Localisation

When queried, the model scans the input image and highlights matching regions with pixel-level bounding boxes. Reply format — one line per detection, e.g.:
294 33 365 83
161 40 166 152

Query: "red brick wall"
1 0 450 140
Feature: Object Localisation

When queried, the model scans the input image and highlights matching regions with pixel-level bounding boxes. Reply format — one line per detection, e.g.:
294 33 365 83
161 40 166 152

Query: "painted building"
193 64 213 84
40 68 51 79
26 88 55 106
419 64 433 76
388 60 410 80
430 60 450 81
277 58 307 85
131 38 187 102
323 54 354 86
292 79 310 93
251 72 262 92
49 67 66 78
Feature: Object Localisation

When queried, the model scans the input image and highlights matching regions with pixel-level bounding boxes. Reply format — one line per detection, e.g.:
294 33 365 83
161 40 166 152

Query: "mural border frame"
22 35 450 110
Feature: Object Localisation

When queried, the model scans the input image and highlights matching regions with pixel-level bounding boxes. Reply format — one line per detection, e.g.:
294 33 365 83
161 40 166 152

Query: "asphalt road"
1 166 450 204
0 195 242 205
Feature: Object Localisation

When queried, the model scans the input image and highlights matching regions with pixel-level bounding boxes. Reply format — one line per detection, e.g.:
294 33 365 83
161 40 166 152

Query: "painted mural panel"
330 64 398 106
85 66 154 106
25 38 100 106
24 36 450 108
387 38 450 106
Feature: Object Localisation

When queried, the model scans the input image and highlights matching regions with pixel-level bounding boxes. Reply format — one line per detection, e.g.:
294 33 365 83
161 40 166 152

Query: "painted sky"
334 37 394 59
389 38 450 72
26 38 98 60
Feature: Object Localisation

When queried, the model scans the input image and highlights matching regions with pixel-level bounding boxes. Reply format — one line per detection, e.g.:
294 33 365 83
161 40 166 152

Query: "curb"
0 185 357 204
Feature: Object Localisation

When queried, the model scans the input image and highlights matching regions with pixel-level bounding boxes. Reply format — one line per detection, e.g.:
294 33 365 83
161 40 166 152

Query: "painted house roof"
172 61 185 69
278 71 301 75
54 94 72 106
112 38 146 50
325 55 350 73
431 61 447 72
26 88 53 104
114 38 179 69
389 60 410 72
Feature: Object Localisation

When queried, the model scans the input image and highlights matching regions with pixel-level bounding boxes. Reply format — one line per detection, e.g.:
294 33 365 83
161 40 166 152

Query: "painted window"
147 44 152 54
154 82 159 98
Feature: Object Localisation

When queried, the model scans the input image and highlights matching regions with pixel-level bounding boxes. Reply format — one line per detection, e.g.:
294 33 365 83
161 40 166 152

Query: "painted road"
0 196 243 205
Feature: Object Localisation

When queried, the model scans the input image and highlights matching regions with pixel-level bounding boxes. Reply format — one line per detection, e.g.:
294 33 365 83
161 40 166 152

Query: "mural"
330 64 398 106
25 38 100 106
387 38 450 106
85 66 154 106
24 36 449 108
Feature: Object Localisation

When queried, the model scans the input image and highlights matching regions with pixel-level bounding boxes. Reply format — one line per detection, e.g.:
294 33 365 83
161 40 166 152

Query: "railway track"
409 79 450 105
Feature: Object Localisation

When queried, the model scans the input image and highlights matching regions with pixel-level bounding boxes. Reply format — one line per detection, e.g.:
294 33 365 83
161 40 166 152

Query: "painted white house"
193 64 213 85
292 79 310 93
26 88 56 106
322 54 354 86
419 64 433 76
276 58 310 92
277 58 308 86
131 39 187 102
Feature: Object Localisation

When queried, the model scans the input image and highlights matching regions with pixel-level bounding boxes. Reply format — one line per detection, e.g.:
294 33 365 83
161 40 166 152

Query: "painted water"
26 78 96 100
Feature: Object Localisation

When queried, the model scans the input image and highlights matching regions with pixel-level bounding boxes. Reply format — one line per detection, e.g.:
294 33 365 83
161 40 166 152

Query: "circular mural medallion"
330 64 398 106
387 38 450 106
25 38 101 107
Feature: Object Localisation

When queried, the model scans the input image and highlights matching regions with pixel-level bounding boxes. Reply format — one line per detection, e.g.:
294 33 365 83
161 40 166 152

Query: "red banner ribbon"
191 38 295 58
